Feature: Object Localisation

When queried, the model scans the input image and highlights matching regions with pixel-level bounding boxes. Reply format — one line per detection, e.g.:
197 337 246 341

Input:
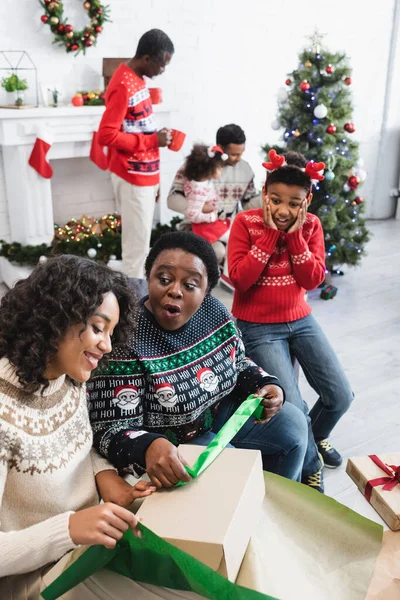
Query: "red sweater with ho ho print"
98 64 160 186
228 209 326 323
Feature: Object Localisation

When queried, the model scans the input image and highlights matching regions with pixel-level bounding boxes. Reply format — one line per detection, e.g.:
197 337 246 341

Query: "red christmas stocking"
28 129 54 178
90 131 109 170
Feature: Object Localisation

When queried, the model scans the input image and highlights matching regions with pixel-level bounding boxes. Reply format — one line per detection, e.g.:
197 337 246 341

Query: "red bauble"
84 32 90 37
299 81 310 91
95 26 102 33
348 175 360 190
72 95 84 107
65 24 74 33
71 44 79 51
285 78 291 86
97 8 102 13
345 77 352 85
326 65 334 74
85 39 93 47
326 124 337 134
354 196 364 205
41 15 49 23
57 24 65 32
44 0 51 3
344 122 356 133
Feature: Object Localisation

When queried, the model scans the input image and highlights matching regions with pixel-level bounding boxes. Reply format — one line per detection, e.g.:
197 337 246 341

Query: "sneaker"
220 273 235 293
302 468 324 494
317 439 343 468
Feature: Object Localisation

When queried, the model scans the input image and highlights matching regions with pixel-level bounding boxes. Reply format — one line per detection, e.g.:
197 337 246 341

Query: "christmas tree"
263 31 370 272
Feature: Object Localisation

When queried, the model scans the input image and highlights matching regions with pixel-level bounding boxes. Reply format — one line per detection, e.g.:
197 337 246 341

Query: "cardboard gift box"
136 444 265 582
346 453 400 531
102 58 129 88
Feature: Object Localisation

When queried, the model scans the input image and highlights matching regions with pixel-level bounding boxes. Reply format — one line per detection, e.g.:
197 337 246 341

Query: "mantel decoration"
0 215 182 266
39 0 111 55
0 51 39 108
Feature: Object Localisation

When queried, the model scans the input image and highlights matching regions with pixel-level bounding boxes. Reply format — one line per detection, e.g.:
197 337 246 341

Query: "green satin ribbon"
41 394 271 600
176 394 264 486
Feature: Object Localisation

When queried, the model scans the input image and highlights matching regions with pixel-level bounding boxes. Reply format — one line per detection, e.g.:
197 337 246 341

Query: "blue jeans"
237 314 354 477
190 396 308 482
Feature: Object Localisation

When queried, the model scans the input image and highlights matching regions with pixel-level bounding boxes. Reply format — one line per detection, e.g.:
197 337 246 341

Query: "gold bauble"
83 1 91 9
305 60 312 68
66 31 74 39
293 129 301 137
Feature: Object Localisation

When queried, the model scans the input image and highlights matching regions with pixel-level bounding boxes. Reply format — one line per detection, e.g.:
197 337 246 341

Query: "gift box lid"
136 445 265 582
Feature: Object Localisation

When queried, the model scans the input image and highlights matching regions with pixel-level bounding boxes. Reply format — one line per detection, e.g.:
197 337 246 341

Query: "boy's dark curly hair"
216 124 246 147
0 255 136 393
266 151 311 193
183 144 224 182
145 231 220 291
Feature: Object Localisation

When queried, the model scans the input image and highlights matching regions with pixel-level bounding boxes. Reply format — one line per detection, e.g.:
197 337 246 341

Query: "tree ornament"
313 104 328 119
271 119 280 131
326 124 336 134
354 196 364 205
304 60 312 68
277 87 288 102
40 1 110 55
325 170 335 181
87 248 97 258
39 255 48 264
343 183 350 192
293 129 301 137
109 254 117 261
348 175 360 190
326 64 334 74
299 81 310 91
285 78 291 86
306 29 326 54
344 77 352 85
344 122 356 133
355 168 367 182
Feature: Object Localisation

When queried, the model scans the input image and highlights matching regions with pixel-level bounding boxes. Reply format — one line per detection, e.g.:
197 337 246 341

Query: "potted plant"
1 73 28 106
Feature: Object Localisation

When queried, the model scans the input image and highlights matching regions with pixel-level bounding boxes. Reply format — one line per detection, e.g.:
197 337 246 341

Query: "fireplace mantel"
0 104 173 246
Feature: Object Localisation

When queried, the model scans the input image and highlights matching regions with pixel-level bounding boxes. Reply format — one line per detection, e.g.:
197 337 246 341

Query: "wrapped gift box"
346 453 400 531
136 445 264 582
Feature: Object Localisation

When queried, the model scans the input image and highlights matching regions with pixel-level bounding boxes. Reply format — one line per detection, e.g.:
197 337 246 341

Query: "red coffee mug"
149 88 162 104
168 129 186 152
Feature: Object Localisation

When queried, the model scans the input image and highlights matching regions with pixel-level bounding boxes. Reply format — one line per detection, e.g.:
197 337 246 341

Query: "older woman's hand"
254 384 284 424
145 438 191 488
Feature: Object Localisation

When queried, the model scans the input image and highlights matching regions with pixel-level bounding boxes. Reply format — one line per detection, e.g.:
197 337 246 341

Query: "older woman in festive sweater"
89 232 308 487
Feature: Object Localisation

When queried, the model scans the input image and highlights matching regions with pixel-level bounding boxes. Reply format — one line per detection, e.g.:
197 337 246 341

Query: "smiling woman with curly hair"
0 255 177 598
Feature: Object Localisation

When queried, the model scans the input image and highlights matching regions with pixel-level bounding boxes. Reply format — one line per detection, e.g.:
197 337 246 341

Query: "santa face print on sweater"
112 385 141 415
196 367 219 393
154 382 178 408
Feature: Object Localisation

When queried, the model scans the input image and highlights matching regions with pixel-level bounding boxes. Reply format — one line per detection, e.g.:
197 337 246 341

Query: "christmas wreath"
39 0 110 55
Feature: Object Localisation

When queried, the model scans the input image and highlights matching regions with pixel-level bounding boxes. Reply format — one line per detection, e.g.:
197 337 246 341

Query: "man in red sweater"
98 29 174 278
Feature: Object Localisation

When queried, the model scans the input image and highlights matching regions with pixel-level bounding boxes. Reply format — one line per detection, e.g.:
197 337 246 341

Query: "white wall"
0 0 397 241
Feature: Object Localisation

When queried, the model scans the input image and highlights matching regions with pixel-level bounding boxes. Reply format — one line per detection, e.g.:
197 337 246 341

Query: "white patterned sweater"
0 358 115 576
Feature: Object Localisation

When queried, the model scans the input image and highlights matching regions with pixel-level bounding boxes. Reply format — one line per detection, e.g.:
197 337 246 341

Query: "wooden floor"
214 219 400 521
0 220 398 523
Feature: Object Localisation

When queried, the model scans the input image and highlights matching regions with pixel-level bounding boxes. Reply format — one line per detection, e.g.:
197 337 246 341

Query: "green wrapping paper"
41 524 276 600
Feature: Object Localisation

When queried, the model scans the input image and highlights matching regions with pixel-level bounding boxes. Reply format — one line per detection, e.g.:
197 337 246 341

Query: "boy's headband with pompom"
208 145 228 161
262 149 325 185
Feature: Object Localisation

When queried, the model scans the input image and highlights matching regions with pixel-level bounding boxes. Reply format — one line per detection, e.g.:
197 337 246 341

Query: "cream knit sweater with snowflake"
0 357 115 577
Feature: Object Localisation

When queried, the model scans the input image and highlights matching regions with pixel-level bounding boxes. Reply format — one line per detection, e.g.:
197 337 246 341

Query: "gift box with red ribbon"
346 454 400 531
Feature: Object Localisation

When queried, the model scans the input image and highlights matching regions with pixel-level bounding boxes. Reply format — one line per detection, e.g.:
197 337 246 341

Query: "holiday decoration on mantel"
39 0 111 55
262 29 370 293
72 90 105 105
0 215 182 266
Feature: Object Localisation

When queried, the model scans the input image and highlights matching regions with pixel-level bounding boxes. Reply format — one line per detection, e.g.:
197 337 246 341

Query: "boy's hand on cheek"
287 199 307 233
262 193 277 230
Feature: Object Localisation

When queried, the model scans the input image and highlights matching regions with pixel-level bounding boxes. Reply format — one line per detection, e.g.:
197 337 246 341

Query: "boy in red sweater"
228 150 354 493
98 29 174 278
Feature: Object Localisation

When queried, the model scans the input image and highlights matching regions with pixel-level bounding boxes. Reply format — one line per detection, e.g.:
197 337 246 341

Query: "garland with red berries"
39 0 110 55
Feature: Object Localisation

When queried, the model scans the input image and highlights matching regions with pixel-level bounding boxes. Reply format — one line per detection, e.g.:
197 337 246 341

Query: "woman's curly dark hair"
183 144 224 181
0 255 136 393
145 231 220 291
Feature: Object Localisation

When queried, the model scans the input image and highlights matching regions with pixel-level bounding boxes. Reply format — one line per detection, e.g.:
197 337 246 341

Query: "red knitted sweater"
98 64 159 186
228 209 326 323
